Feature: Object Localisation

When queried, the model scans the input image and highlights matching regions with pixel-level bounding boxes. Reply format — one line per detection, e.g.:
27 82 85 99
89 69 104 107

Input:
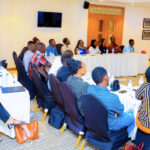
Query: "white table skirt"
47 53 148 77
0 68 30 138
82 73 141 140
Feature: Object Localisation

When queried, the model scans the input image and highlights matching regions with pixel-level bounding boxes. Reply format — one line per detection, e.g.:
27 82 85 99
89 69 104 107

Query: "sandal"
7 119 23 129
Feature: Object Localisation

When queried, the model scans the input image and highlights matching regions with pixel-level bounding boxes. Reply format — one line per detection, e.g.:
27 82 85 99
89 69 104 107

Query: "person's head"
76 40 84 48
92 67 109 87
63 37 70 45
36 42 46 53
27 41 36 52
33 37 40 44
49 39 56 47
110 36 116 45
100 38 105 45
91 40 97 48
145 67 150 83
129 39 134 47
67 58 86 77
61 52 73 66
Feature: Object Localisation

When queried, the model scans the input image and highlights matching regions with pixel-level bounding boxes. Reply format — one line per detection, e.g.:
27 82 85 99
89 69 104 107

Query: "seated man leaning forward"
87 67 135 135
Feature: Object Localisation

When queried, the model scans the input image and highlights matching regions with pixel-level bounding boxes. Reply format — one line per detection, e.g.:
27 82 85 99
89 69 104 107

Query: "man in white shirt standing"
23 41 36 73
61 37 73 54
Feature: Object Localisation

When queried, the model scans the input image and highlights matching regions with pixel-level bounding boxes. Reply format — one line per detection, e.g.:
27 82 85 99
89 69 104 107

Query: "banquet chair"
59 82 85 149
48 74 64 110
80 94 128 150
12 51 36 100
32 65 55 122
56 43 63 55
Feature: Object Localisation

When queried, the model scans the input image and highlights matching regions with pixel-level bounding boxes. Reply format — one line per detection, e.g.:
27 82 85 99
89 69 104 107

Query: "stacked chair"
13 51 36 100
31 65 55 122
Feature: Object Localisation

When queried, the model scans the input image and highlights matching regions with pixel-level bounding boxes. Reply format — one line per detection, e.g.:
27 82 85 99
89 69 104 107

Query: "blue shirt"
123 44 134 53
87 85 124 131
46 45 59 56
78 47 86 55
56 66 72 82
23 50 34 73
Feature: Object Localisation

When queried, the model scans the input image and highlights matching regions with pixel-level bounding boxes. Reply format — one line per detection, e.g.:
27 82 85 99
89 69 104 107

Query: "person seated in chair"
0 103 22 142
123 39 134 53
87 67 135 135
74 40 86 55
89 40 100 55
108 36 121 53
67 58 89 115
56 53 73 82
48 50 74 76
61 37 73 54
29 42 51 80
46 39 59 56
135 67 150 149
23 41 36 73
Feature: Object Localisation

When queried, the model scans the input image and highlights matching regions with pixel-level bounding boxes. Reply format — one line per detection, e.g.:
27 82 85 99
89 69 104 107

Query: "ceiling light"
130 3 134 6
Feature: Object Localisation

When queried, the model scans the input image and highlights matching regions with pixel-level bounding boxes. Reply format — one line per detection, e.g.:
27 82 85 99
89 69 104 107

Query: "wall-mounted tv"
37 11 62 28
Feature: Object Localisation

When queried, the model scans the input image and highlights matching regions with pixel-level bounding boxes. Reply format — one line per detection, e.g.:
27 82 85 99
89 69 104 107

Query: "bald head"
37 42 46 53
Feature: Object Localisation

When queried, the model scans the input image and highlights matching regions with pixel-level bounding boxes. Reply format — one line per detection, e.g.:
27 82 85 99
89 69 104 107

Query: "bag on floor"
15 120 39 144
48 107 65 129
120 142 144 150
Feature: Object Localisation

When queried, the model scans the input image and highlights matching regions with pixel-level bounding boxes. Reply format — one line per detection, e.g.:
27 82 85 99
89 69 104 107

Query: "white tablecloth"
0 68 30 138
47 53 148 77
82 73 141 140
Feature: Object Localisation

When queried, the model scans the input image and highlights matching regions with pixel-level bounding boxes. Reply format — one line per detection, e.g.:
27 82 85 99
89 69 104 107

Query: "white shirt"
48 57 62 75
61 45 73 54
23 50 34 73
89 46 100 55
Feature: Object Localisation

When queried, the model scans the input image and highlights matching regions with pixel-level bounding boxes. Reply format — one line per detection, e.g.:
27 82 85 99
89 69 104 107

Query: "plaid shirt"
29 51 49 79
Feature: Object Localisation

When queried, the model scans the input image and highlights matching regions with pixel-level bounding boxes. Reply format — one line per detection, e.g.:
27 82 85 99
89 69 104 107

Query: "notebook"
1 86 25 94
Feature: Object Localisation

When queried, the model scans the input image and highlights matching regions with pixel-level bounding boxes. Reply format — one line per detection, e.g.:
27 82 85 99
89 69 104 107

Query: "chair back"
56 43 63 55
81 94 110 141
13 51 35 99
59 82 81 122
48 74 64 109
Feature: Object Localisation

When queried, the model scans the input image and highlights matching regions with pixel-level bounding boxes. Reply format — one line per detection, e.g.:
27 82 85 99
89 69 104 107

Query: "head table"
47 53 148 77
0 67 30 138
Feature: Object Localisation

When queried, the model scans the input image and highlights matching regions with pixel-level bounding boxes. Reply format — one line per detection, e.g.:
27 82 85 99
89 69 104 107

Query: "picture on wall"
142 30 150 40
143 18 150 28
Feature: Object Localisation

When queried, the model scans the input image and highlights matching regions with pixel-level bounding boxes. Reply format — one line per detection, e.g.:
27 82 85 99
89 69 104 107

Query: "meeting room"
0 0 150 149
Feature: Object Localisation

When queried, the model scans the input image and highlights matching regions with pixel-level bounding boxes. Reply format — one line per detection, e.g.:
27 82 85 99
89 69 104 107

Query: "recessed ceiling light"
99 0 103 2
130 3 134 6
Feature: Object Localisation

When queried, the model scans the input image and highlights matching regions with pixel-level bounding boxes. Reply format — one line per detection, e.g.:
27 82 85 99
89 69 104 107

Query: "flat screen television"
37 11 62 28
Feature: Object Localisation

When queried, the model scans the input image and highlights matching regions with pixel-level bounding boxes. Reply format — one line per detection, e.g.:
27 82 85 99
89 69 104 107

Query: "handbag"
121 142 144 150
14 121 39 144
110 80 120 91
48 107 65 129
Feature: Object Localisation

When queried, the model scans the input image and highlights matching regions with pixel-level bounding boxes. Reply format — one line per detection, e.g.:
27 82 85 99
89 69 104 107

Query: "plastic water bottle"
139 76 144 86
45 52 47 57
110 74 115 84
13 74 17 84
5 73 9 86
112 48 114 53
0 72 2 86
106 49 109 54
128 79 133 89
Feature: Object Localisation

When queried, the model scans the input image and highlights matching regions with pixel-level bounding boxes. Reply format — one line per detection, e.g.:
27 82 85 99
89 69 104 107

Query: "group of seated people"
0 35 148 149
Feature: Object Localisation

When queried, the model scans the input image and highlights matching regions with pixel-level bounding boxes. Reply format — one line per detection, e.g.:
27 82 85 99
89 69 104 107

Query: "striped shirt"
136 82 150 133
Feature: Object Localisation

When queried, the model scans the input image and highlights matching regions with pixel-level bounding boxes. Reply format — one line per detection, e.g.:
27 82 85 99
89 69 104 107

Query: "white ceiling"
89 0 150 7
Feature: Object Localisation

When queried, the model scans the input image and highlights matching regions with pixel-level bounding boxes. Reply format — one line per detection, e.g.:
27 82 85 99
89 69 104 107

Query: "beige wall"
0 0 79 68
0 0 150 68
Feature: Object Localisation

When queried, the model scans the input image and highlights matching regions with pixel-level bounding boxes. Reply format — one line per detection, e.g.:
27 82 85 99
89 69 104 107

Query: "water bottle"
112 48 114 53
0 72 2 86
13 74 17 84
45 52 47 57
139 76 144 86
5 73 9 86
128 79 133 89
110 74 115 84
106 49 109 54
